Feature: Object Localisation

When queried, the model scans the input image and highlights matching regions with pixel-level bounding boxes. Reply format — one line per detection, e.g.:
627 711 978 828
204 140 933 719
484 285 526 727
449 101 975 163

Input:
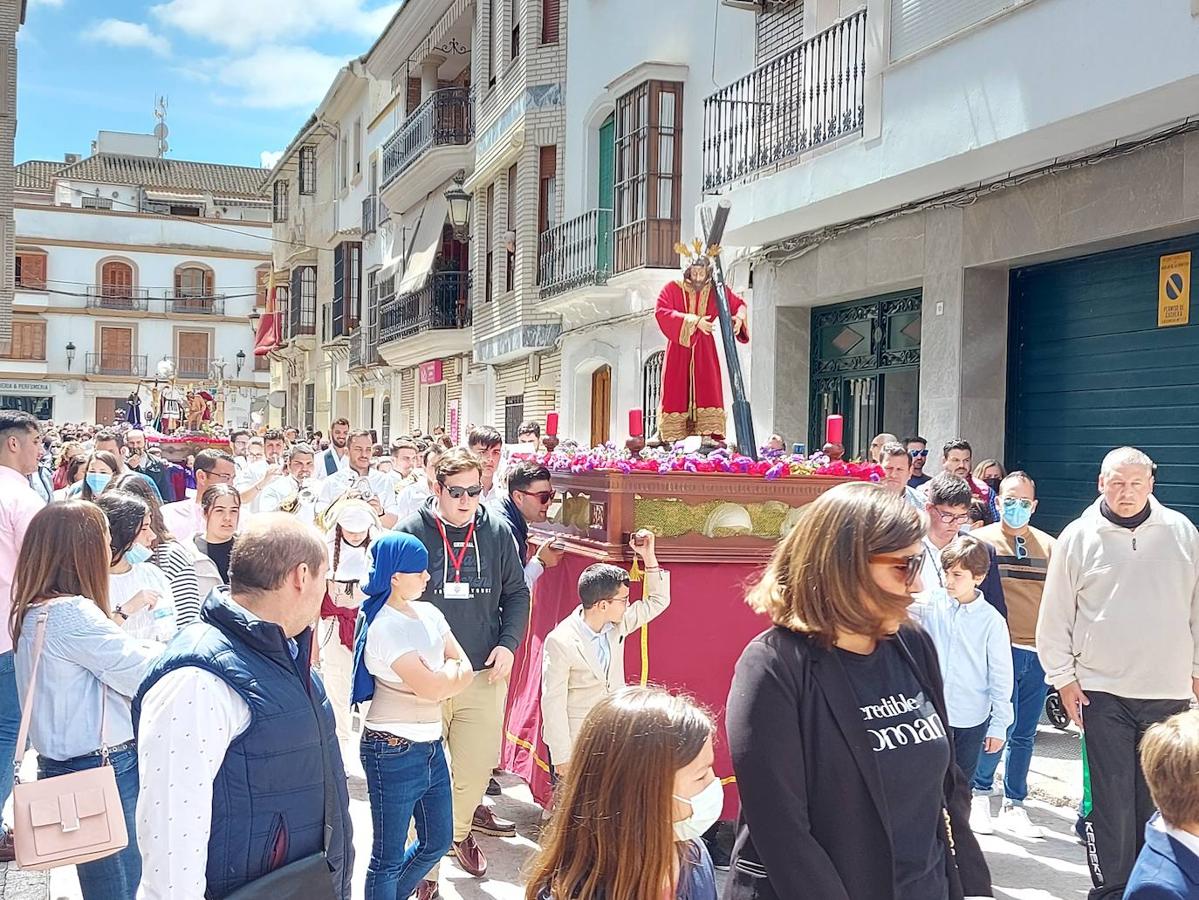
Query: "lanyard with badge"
437 518 476 599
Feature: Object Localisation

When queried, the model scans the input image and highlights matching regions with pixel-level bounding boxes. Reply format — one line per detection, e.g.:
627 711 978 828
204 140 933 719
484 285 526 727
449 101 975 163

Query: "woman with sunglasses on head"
526 686 722 900
725 482 992 900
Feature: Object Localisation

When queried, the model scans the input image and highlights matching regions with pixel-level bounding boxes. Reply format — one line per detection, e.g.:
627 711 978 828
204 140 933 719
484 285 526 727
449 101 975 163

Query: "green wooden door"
597 114 615 273
1008 233 1199 533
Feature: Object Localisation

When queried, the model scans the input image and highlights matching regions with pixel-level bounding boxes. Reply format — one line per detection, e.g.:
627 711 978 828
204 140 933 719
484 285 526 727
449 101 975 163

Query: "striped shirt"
152 540 203 628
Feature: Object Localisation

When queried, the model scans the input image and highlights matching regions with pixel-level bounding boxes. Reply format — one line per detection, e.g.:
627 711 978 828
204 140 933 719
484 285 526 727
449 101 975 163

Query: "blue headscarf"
350 531 430 706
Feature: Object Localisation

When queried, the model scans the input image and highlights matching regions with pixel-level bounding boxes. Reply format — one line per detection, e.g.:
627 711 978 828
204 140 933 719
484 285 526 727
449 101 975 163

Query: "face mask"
672 777 724 843
125 543 152 565
85 473 110 494
984 477 1002 494
1002 501 1032 530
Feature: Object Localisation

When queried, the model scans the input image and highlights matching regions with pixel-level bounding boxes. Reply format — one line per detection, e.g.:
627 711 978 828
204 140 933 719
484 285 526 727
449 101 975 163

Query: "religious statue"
186 390 206 432
653 239 749 444
159 384 185 433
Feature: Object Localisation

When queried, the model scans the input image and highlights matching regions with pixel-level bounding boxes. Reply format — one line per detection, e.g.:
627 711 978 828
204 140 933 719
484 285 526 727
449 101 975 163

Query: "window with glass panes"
614 81 682 273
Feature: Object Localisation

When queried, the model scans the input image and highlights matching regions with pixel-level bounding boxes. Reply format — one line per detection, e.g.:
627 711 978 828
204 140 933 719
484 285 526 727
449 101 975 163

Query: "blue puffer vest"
133 590 353 899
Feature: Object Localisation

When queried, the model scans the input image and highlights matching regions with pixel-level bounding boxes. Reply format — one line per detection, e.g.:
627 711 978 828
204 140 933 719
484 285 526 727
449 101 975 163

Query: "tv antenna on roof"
153 95 170 157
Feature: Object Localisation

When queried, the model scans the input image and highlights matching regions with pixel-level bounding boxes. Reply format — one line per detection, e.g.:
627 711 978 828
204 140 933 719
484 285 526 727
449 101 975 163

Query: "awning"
144 189 207 202
253 312 280 357
392 192 449 295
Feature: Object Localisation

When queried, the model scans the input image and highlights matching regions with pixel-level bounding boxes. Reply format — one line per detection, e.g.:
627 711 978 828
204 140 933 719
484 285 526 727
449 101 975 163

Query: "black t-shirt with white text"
836 638 950 900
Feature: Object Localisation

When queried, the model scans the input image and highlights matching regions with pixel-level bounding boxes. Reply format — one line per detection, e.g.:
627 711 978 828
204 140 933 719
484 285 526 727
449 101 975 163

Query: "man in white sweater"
1037 446 1199 900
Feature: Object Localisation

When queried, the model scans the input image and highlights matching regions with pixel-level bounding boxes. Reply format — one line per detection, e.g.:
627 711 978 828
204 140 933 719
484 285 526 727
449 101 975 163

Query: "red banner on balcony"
419 359 443 385
253 312 279 356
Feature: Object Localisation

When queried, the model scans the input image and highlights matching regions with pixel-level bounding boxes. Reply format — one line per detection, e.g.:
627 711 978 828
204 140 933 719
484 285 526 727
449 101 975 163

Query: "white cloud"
215 45 344 109
84 19 171 57
150 0 400 51
260 149 284 168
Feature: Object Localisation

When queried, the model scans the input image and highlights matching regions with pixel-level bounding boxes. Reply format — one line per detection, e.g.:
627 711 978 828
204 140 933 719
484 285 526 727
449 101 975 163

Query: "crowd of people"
0 407 1196 900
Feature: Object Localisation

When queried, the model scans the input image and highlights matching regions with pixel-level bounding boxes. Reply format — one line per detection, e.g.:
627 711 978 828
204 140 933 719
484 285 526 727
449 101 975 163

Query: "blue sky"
15 0 400 169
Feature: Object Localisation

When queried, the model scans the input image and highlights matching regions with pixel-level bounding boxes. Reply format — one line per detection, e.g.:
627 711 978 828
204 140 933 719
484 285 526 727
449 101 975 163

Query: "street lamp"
445 169 472 241
236 349 246 377
65 341 76 371
248 309 262 337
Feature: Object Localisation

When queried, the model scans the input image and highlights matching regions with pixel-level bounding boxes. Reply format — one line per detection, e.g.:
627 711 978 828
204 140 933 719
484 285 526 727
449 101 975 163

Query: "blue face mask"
85 473 111 494
1001 500 1033 530
125 543 152 565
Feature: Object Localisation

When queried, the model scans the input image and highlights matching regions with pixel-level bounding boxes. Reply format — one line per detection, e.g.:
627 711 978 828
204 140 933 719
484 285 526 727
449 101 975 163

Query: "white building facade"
9 133 272 424
705 0 1199 529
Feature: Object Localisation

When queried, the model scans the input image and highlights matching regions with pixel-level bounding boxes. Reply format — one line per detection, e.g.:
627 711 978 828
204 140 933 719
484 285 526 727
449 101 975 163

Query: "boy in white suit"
540 531 670 776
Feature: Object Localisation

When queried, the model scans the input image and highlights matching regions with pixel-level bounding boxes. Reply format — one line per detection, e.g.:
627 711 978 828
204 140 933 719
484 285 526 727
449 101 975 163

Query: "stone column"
747 263 810 451
421 55 446 103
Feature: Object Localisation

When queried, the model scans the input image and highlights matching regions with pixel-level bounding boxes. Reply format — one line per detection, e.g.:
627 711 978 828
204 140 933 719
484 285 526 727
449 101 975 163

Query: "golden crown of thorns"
674 238 721 262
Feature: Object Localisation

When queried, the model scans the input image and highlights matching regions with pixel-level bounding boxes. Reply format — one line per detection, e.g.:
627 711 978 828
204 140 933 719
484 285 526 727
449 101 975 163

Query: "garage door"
1007 234 1199 534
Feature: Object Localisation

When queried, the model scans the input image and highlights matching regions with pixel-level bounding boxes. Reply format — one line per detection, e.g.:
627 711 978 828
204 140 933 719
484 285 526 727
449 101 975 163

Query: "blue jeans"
38 745 141 900
0 651 20 816
361 736 452 900
972 647 1048 803
950 720 989 785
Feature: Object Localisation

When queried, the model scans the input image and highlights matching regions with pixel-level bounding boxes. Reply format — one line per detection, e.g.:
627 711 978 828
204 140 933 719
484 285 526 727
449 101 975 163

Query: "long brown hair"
105 473 173 547
524 687 713 900
10 501 113 645
80 449 123 501
746 482 925 645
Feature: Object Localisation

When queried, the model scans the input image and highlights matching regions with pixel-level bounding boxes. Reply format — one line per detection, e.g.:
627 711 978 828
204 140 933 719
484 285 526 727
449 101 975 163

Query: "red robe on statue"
654 279 749 442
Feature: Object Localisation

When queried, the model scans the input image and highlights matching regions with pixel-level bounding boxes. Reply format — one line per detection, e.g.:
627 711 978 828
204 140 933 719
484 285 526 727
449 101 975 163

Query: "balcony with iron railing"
380 271 472 344
702 8 867 191
381 88 473 188
362 194 378 236
163 355 214 379
85 352 148 377
538 209 614 300
164 290 227 316
85 286 150 312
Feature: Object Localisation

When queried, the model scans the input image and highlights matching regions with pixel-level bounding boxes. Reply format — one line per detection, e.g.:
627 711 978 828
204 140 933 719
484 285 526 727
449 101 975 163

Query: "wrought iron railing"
702 8 866 191
381 88 473 187
348 324 382 369
162 356 214 379
362 194 378 235
85 352 147 376
379 271 472 344
85 286 150 312
164 290 227 316
538 209 614 299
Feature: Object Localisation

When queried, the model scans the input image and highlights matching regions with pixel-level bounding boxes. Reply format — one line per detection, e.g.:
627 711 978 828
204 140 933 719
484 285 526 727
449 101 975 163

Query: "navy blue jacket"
1126 817 1199 899
133 590 353 899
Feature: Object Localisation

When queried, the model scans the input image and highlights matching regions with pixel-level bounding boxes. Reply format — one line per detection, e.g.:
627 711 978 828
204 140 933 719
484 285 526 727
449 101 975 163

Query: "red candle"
629 408 644 437
826 414 844 445
546 412 559 437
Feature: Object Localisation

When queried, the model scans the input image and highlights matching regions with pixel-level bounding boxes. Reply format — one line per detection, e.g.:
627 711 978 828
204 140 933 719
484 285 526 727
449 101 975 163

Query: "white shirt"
110 563 177 642
257 475 318 527
394 479 433 524
317 468 399 519
327 534 372 583
364 604 451 741
233 460 269 515
136 667 251 900
314 447 350 480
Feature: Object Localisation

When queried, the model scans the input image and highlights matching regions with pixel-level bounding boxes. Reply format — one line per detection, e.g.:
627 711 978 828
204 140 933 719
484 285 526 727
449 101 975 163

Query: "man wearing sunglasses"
917 473 1007 619
501 460 566 590
970 472 1056 839
393 447 531 885
905 435 931 489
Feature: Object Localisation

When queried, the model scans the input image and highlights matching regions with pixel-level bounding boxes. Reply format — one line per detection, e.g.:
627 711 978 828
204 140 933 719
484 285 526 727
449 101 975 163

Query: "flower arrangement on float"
529 442 883 484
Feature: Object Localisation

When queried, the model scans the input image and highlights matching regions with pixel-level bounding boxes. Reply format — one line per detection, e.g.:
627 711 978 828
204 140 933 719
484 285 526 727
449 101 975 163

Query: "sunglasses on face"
870 549 927 586
443 484 483 499
519 489 555 505
909 449 929 458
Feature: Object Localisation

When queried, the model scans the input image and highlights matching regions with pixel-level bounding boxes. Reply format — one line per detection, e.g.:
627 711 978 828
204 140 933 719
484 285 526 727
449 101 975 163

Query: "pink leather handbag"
10 612 128 869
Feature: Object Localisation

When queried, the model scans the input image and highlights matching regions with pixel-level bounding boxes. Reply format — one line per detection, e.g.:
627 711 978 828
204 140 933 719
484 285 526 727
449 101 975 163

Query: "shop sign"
0 381 51 394
419 360 443 385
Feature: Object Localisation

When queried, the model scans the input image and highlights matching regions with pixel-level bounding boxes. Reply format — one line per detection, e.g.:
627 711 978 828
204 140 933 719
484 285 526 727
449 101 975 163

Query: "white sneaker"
969 794 994 835
997 803 1044 839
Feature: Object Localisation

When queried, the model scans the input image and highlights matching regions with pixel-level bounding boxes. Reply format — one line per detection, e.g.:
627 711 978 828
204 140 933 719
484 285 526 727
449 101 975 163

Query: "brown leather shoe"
0 830 13 863
485 776 502 796
452 834 487 877
471 803 516 837
413 880 440 900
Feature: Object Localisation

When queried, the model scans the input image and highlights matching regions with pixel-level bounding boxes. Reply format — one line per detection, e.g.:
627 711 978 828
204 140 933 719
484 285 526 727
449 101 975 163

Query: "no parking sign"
1158 251 1191 327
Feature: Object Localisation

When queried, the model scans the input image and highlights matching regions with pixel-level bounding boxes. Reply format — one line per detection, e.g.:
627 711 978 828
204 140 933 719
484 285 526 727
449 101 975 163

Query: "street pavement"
30 720 1094 900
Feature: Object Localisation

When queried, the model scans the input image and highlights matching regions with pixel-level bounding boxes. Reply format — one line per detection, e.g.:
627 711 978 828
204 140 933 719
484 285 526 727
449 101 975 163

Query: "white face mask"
672 777 723 843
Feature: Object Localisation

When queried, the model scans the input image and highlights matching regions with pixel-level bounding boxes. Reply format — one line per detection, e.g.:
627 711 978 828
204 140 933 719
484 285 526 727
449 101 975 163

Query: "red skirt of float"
500 470 850 819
